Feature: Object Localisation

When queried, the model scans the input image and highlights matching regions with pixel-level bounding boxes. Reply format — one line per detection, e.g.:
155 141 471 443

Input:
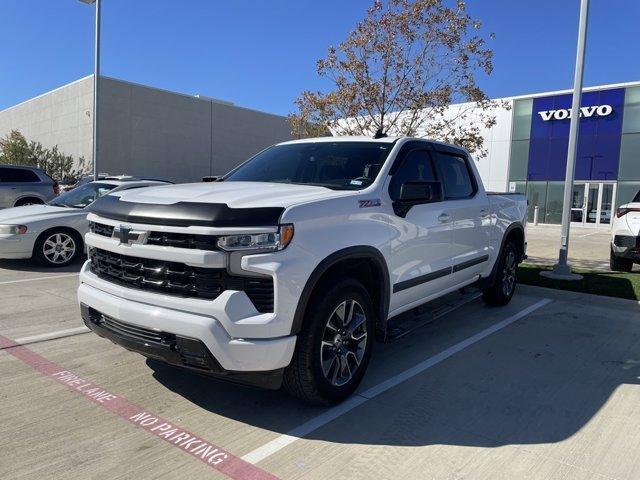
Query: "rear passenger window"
389 149 437 200
432 152 474 199
0 167 40 183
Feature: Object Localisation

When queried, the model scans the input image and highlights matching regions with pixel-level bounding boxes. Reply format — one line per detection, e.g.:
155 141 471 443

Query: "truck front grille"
88 248 274 312
89 221 218 250
90 221 114 237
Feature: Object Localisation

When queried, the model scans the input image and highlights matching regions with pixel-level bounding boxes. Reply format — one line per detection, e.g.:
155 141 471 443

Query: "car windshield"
224 141 393 190
49 182 116 208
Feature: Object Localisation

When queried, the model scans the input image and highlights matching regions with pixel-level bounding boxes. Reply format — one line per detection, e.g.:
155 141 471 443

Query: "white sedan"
0 179 170 267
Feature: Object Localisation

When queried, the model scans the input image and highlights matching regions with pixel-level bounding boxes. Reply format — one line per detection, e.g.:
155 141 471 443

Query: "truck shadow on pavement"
0 257 84 274
147 297 640 448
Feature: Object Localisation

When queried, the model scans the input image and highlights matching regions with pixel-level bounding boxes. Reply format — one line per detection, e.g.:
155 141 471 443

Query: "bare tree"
290 0 505 158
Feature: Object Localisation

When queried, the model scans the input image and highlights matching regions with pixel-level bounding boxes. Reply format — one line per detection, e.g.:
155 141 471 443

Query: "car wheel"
481 241 518 306
610 248 632 272
14 197 44 207
283 278 374 405
33 230 81 267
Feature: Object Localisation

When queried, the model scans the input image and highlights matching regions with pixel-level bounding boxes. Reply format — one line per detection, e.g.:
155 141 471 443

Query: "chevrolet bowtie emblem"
112 225 148 245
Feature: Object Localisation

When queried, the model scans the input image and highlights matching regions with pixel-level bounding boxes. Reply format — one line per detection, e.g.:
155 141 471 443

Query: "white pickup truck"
78 136 527 404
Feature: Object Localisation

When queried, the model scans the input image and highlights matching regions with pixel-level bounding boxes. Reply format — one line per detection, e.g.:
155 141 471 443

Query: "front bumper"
80 304 286 389
78 278 296 378
612 235 640 259
0 233 36 259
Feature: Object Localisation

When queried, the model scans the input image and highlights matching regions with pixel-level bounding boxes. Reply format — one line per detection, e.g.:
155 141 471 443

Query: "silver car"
0 165 59 208
0 179 170 267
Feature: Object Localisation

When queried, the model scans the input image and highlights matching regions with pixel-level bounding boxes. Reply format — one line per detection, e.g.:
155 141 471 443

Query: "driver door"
387 147 454 313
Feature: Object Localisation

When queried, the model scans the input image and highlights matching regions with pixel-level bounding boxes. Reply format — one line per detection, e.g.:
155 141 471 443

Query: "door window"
432 152 475 199
585 184 599 224
600 184 614 224
570 184 585 223
388 149 437 201
0 167 40 183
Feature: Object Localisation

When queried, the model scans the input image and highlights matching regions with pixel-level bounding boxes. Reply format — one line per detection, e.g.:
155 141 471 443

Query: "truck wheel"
610 248 632 272
481 242 518 306
283 278 374 405
33 229 82 267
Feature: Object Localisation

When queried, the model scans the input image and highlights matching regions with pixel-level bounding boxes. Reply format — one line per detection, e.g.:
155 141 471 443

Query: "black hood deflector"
89 195 284 227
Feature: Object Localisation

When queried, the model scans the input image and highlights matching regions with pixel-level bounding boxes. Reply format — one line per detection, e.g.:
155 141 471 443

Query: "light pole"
542 0 589 281
80 0 101 181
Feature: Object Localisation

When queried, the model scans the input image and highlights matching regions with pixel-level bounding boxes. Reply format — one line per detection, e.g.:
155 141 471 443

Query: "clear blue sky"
1 0 638 115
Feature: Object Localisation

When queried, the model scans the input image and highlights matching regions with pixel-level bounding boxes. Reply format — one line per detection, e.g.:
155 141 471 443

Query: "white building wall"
0 76 293 182
0 76 94 166
477 102 514 192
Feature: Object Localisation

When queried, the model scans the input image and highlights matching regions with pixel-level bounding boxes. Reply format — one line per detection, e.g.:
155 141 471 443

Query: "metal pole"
92 0 101 181
550 0 589 277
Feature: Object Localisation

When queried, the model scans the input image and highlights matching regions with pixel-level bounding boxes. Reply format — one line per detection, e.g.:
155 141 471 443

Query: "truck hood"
0 204 84 225
111 182 355 209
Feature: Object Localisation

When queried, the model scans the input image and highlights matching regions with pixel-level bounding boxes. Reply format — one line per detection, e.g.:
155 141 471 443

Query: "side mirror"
394 181 443 217
399 181 442 203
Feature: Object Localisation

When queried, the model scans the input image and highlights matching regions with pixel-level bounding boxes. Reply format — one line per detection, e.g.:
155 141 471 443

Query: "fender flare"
480 222 525 287
290 246 391 336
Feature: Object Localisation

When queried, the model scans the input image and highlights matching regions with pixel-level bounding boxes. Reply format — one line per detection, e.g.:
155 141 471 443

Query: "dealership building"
468 81 640 228
0 75 292 183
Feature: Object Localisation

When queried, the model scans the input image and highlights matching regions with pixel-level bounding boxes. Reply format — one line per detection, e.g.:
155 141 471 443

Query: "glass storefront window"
511 181 526 194
512 98 533 141
508 140 529 182
622 87 640 134
617 133 640 181
616 181 640 207
545 182 564 224
526 181 547 222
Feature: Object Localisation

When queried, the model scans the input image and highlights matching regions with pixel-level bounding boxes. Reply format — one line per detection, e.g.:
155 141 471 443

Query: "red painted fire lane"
0 334 279 480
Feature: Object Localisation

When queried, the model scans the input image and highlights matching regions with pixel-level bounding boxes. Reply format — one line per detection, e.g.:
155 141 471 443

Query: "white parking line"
0 273 79 286
241 298 552 464
12 326 89 346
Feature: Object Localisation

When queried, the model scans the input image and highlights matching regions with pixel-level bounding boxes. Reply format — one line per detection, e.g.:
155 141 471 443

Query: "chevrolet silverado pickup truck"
78 136 527 405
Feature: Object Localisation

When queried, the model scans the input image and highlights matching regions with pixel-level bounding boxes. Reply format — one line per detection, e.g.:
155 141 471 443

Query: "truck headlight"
217 224 294 252
0 225 28 234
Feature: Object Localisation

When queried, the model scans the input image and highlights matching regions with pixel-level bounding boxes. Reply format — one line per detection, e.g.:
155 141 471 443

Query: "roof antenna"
373 128 387 139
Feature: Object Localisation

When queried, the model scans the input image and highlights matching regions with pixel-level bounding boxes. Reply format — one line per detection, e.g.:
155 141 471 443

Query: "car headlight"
217 224 294 252
0 225 28 234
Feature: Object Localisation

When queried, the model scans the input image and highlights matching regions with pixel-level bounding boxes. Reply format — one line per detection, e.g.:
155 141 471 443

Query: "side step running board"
384 287 482 342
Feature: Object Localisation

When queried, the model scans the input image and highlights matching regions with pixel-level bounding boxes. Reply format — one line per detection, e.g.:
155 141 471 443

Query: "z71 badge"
358 199 381 208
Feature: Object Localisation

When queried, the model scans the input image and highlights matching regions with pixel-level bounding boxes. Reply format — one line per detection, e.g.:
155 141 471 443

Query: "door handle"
438 213 451 223
480 208 490 218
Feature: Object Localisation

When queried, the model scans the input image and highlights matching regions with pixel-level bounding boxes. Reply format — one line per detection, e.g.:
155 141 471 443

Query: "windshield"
224 142 393 190
49 182 116 208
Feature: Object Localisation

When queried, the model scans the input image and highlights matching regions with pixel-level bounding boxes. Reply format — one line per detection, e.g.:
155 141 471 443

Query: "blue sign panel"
527 88 625 181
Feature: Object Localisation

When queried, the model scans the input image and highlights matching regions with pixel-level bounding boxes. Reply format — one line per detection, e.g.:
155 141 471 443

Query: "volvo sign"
537 104 613 121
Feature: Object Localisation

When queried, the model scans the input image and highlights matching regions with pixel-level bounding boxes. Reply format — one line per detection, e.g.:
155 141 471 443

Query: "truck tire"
283 278 374 405
481 241 518 306
610 248 633 272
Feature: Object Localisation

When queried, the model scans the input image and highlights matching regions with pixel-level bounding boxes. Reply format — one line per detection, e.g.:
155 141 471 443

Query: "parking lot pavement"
0 259 83 340
1 271 640 480
0 258 83 284
526 224 612 270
